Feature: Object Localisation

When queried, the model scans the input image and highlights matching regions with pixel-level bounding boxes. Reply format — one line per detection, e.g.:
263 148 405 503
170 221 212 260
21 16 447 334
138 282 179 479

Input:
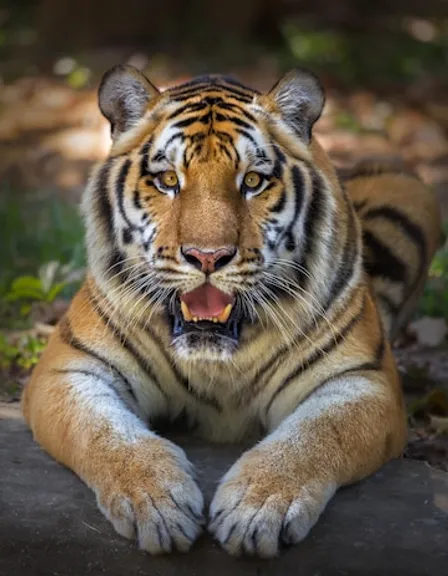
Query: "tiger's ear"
99 65 160 138
265 68 325 143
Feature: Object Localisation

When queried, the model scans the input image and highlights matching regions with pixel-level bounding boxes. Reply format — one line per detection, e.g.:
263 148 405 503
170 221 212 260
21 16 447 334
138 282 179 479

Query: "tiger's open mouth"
170 284 242 344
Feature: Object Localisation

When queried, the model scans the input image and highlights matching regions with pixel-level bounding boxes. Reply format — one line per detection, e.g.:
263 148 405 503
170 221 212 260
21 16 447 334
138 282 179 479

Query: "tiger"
22 65 441 558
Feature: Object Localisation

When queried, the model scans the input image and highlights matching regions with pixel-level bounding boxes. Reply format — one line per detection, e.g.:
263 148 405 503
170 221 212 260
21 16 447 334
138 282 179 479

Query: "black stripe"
151 151 167 163
140 151 149 177
183 148 190 169
90 290 222 412
163 132 185 152
142 227 156 251
271 190 286 213
171 86 253 103
139 138 153 156
217 101 257 123
141 323 222 412
265 293 367 416
93 160 114 240
52 366 138 402
317 334 385 390
218 144 233 163
106 247 126 281
295 168 324 286
235 127 258 147
169 79 209 91
116 158 140 232
377 292 399 316
363 230 407 284
51 368 138 405
283 165 304 252
85 295 167 397
212 130 235 148
59 318 135 396
327 195 359 306
363 206 427 267
192 143 204 163
200 96 224 105
247 280 362 396
215 113 253 130
168 85 209 99
273 160 283 180
167 101 208 120
133 189 142 210
190 132 206 144
305 169 325 246
255 148 269 162
172 112 212 129
273 144 286 164
353 199 368 212
219 85 254 101
122 228 133 245
196 81 255 101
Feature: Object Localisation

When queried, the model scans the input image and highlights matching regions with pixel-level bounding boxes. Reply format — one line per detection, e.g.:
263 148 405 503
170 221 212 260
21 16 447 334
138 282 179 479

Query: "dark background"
3 0 448 85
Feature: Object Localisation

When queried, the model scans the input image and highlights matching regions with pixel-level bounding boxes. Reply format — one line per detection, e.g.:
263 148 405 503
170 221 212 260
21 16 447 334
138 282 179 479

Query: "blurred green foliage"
0 332 46 371
281 22 448 86
1 2 448 90
419 223 448 320
0 189 85 329
0 189 85 290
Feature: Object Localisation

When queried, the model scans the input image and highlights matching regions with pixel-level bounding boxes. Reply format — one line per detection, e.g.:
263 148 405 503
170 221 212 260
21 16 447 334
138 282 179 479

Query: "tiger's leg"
209 369 407 558
22 330 204 555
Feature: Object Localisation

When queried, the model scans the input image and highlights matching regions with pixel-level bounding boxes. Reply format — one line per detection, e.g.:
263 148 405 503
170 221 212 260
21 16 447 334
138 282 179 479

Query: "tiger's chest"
129 362 266 442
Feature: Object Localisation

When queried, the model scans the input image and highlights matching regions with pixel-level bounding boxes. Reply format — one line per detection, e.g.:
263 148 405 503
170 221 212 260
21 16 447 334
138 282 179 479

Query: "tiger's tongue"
181 284 233 318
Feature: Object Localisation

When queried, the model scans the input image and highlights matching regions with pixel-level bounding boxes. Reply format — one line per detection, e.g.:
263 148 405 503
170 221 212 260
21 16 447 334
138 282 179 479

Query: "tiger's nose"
181 246 237 273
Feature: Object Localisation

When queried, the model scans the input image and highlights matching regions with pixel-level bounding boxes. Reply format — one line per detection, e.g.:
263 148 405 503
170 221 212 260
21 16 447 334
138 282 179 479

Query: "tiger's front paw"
93 437 204 555
208 448 336 558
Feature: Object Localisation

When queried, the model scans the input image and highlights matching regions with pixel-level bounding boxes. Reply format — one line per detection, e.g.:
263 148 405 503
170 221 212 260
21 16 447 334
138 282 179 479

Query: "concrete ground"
1 403 448 576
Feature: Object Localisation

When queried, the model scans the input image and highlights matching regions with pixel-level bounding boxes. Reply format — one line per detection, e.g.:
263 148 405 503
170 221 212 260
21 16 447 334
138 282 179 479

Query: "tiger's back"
342 160 441 340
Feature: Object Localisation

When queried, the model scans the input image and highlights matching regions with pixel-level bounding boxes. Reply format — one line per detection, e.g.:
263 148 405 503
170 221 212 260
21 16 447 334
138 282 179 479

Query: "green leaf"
19 303 32 317
10 276 43 292
45 281 67 302
5 287 45 302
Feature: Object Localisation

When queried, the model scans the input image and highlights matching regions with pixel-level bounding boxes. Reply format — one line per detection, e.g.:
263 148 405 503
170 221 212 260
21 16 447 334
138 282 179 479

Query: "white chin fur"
172 338 235 363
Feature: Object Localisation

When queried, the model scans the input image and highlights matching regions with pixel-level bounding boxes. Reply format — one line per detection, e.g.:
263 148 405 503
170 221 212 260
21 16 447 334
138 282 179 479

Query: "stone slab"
1 408 447 576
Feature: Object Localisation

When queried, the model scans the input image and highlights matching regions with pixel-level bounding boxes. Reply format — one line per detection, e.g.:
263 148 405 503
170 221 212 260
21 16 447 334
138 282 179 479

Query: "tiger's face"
86 66 348 361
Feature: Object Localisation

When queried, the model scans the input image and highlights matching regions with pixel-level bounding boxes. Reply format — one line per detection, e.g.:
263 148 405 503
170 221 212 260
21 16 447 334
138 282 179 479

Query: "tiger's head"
83 65 360 361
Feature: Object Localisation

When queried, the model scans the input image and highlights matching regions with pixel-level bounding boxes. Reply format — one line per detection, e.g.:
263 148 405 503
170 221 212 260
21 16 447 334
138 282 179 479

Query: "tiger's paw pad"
208 458 335 558
94 439 204 555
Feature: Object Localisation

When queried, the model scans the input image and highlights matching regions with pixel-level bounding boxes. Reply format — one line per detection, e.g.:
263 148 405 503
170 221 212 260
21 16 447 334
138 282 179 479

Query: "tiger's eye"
244 171 262 189
160 170 179 188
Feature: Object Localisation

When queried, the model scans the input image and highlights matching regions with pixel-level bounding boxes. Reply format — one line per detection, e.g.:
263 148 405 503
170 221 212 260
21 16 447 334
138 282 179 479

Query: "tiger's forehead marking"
111 75 311 167
147 82 277 172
